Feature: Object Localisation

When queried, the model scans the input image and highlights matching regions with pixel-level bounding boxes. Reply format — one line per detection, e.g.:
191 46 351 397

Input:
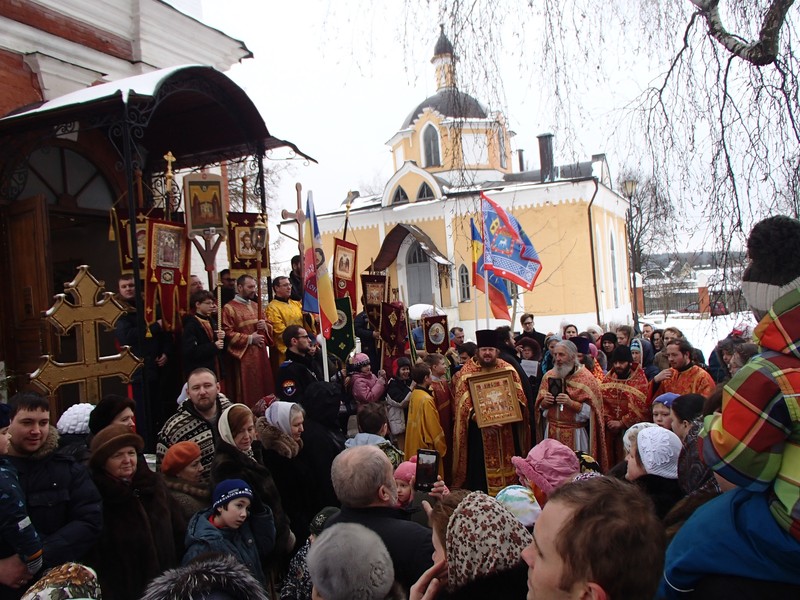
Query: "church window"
417 182 435 201
459 265 470 301
423 124 441 167
610 233 620 308
392 186 409 205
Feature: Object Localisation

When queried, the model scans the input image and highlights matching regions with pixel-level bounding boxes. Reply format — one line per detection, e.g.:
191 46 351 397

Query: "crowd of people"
1 216 799 599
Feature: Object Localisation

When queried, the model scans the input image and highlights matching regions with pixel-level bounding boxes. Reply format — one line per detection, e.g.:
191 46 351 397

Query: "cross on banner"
30 266 142 402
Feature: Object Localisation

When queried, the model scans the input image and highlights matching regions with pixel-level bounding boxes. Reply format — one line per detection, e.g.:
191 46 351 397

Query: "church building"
315 28 633 336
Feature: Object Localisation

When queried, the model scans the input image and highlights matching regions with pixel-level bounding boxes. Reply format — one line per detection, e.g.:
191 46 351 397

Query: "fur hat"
0 403 10 429
741 216 800 312
394 356 411 376
89 424 143 470
307 523 395 600
600 331 618 346
161 441 201 476
309 506 341 537
569 336 591 355
141 554 269 600
88 394 136 435
212 479 253 511
611 344 634 363
394 456 417 483
511 439 580 497
475 329 500 348
56 403 94 435
636 427 682 479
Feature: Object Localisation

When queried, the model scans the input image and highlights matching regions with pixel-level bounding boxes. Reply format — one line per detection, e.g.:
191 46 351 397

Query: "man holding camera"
536 339 608 471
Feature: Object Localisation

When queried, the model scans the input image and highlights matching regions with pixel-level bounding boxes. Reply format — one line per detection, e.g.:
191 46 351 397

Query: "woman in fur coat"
160 440 210 520
87 425 186 600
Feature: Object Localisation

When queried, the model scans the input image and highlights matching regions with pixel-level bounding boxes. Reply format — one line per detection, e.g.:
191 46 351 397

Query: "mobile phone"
548 377 564 397
415 449 440 492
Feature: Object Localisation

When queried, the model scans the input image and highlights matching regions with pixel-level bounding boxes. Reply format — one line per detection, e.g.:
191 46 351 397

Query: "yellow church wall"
394 171 430 203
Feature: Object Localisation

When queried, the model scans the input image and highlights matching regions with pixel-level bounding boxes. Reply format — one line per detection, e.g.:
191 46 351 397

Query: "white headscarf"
218 404 255 460
265 401 299 436
637 426 682 479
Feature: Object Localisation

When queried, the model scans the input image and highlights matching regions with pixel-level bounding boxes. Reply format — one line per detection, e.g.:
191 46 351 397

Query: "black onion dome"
433 24 453 57
400 88 488 129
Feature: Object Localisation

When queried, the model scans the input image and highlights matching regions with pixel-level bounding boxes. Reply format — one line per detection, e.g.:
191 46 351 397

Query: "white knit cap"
56 403 94 435
636 427 682 479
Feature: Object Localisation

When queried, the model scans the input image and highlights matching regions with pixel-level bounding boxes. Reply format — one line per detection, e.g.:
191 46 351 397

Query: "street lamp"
621 179 640 332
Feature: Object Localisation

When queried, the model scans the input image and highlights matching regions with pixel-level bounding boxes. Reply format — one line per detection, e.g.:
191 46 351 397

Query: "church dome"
400 88 488 129
433 24 453 57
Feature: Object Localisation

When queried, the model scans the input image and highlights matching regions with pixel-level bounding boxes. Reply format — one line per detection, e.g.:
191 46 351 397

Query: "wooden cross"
281 182 306 252
29 266 142 402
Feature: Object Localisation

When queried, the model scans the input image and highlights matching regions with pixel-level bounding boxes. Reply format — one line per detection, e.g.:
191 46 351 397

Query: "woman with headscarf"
87 425 185 600
257 401 316 542
540 335 561 374
625 426 684 519
210 403 294 558
600 331 619 365
412 490 531 598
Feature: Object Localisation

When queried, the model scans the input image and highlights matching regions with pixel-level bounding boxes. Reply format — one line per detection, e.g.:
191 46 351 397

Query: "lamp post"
622 179 640 333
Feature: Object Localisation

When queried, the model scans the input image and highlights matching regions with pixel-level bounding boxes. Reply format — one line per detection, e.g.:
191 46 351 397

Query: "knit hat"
629 338 643 356
511 439 580 497
351 353 371 369
611 344 633 363
495 485 542 527
601 332 618 346
56 403 94 435
394 456 417 483
636 427 682 479
0 403 10 429
307 523 394 600
445 491 532 590
161 440 202 476
569 336 591 355
88 394 136 434
587 342 599 359
652 392 679 408
623 422 659 454
586 324 603 340
394 356 411 376
475 329 500 348
89 424 143 470
212 479 254 511
741 216 800 313
309 506 341 536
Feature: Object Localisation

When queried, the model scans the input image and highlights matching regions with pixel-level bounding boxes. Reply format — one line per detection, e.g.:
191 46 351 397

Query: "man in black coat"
0 393 102 593
514 312 547 349
326 445 434 594
354 306 380 375
275 325 319 402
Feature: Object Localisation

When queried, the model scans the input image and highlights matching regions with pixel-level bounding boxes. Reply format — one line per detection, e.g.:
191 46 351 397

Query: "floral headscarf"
445 491 532 590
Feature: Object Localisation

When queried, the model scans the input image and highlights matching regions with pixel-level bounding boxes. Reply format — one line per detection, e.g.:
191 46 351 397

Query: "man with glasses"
276 325 318 402
515 312 546 349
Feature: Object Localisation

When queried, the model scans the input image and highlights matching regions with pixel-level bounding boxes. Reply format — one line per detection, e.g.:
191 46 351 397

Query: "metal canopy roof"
0 64 315 170
372 223 451 271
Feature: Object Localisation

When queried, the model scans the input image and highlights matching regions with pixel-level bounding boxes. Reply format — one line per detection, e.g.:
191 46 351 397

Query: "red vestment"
648 364 715 402
536 366 609 472
601 363 649 466
451 358 531 496
430 377 454 479
222 298 274 407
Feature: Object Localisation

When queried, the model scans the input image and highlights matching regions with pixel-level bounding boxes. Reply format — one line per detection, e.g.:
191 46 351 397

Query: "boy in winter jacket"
183 479 275 586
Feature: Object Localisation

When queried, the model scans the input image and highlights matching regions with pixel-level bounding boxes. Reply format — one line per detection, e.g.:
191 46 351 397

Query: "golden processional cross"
30 266 142 402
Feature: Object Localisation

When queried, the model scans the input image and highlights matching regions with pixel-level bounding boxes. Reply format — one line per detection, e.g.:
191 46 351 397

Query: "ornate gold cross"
30 266 142 402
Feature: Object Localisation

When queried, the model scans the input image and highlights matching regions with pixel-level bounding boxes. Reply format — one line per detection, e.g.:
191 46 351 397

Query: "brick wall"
0 48 42 116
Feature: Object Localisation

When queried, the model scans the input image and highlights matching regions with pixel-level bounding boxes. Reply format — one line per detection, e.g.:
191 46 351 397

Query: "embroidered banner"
333 237 358 313
144 218 189 331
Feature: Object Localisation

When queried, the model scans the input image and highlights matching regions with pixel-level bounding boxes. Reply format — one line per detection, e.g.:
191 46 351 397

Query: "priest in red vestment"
451 329 531 495
221 274 274 407
648 338 715 402
536 339 609 471
601 344 649 466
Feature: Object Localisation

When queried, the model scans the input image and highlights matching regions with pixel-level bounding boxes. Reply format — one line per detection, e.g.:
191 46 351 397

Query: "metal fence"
642 282 748 316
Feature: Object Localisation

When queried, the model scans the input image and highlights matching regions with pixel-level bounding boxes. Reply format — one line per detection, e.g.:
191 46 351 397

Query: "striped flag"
471 218 512 320
302 192 338 338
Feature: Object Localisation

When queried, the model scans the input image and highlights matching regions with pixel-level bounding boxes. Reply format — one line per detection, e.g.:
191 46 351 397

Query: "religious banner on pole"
144 218 190 332
226 213 268 271
361 274 387 330
423 314 449 354
111 206 165 273
326 297 355 362
184 173 227 236
333 237 358 313
380 302 408 357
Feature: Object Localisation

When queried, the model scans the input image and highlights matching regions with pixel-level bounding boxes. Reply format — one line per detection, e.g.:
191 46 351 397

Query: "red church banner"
144 218 189 332
333 238 358 313
423 315 449 354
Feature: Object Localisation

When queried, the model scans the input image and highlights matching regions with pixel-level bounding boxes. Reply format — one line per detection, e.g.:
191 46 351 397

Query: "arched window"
406 240 432 305
610 233 620 308
392 186 409 205
417 182 435 201
459 265 470 301
498 130 507 169
423 124 441 167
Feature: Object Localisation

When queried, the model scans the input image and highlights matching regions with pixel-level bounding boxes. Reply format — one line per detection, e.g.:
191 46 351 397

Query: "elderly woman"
257 401 315 541
411 490 531 599
210 403 294 557
160 440 210 519
87 424 185 600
